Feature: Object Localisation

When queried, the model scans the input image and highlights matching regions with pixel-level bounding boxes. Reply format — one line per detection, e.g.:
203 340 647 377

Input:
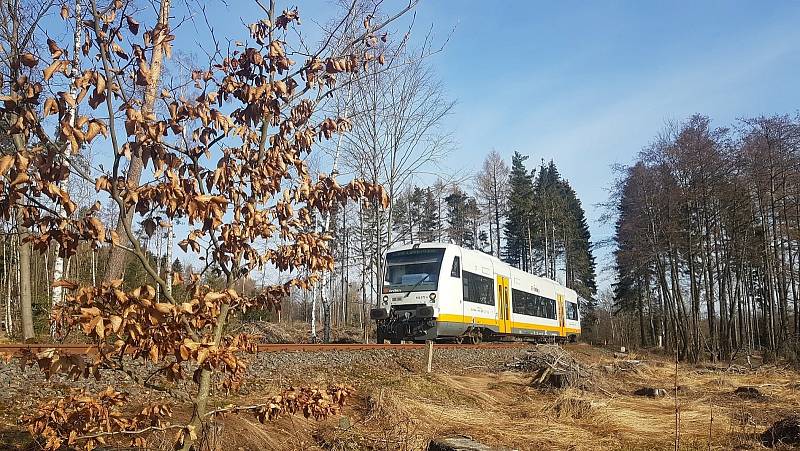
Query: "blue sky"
41 1 800 288
405 0 800 286
168 0 800 287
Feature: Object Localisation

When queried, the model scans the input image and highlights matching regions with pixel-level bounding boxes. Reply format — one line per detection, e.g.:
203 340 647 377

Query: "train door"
557 294 565 337
496 276 511 333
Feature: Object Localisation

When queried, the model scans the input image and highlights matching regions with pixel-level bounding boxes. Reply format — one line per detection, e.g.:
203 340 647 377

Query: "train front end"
369 245 449 343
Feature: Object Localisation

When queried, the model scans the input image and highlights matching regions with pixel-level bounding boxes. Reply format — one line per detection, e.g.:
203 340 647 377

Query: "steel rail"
0 342 529 355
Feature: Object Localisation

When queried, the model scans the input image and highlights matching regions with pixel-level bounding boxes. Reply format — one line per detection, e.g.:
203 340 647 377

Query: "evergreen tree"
478 230 490 253
170 259 189 302
464 197 481 249
408 186 424 242
419 188 440 242
531 160 566 277
171 258 183 275
392 193 409 243
503 152 535 270
445 187 469 246
393 186 426 244
560 180 598 325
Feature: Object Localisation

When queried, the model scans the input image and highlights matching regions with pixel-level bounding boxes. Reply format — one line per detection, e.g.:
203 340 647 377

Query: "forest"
610 114 800 362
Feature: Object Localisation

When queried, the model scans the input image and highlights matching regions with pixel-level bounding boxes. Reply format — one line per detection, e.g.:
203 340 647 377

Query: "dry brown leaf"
0 155 13 176
20 53 38 67
47 39 63 59
125 15 140 35
52 279 79 290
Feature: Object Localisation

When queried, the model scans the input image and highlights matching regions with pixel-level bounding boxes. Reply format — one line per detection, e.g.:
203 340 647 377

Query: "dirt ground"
1 343 799 450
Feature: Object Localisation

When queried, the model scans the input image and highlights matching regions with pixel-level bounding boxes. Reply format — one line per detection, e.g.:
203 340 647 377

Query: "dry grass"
4 344 800 450
311 345 800 450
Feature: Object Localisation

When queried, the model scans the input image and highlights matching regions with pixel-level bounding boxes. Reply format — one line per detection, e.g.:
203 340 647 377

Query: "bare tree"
611 113 800 362
475 149 509 257
343 55 453 306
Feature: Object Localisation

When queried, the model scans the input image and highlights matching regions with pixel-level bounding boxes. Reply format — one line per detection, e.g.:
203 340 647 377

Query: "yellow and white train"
370 243 581 343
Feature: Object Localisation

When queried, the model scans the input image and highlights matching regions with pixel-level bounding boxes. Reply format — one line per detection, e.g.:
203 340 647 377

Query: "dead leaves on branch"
17 276 351 450
1 1 403 448
24 387 172 451
19 52 39 68
45 279 288 373
232 384 352 424
23 383 351 451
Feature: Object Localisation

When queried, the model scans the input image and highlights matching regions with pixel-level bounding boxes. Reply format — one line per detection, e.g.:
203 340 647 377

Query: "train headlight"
429 293 436 303
382 295 388 305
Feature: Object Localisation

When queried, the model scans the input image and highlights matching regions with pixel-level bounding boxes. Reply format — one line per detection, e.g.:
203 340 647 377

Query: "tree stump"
762 415 800 447
734 386 766 401
532 368 571 389
633 387 666 398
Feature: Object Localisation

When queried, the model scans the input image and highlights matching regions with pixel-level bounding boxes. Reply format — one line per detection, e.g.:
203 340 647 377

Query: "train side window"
547 297 556 319
463 271 494 305
567 302 579 321
511 289 558 319
451 256 461 278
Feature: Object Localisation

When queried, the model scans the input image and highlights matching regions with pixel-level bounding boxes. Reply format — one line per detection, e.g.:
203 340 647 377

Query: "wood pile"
505 344 593 390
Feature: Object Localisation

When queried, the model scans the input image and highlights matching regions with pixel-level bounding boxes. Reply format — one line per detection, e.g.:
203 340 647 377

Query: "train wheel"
453 336 464 345
469 333 482 345
390 338 401 344
376 333 386 344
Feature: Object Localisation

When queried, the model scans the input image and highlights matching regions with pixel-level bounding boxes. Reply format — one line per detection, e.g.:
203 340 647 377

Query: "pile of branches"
506 345 593 390
238 322 295 344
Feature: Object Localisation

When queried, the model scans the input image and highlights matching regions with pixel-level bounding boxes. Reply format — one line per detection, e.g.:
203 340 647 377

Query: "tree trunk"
16 216 34 341
103 0 171 282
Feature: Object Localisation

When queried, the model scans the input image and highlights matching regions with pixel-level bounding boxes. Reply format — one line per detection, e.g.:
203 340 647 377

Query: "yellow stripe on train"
437 314 580 336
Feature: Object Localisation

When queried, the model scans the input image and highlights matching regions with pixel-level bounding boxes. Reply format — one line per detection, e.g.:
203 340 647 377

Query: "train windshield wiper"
403 274 430 298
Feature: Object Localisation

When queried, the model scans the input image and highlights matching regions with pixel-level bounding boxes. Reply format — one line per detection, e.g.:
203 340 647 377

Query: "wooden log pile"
505 344 593 390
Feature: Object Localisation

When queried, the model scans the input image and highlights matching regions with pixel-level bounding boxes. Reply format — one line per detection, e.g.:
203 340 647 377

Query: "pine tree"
464 197 481 249
531 160 566 277
419 188 440 242
478 230 490 253
560 180 598 325
445 187 469 246
392 192 409 243
409 186 424 242
503 152 535 270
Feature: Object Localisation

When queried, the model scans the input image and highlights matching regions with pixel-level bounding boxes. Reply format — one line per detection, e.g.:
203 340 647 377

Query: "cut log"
428 436 502 451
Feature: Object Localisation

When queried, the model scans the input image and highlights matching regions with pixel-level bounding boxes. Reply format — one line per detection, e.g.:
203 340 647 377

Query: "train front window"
384 248 445 293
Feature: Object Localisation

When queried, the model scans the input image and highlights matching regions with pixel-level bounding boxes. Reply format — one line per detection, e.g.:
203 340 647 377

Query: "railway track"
0 341 529 355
